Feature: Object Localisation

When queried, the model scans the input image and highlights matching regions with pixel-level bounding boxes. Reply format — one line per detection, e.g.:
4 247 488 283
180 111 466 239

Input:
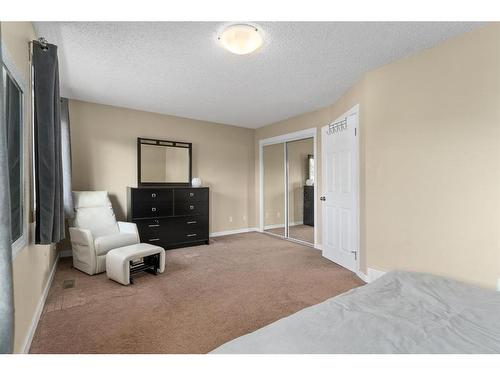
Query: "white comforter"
212 271 500 353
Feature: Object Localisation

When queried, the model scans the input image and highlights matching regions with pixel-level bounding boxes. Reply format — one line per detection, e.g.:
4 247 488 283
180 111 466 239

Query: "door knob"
320 196 326 201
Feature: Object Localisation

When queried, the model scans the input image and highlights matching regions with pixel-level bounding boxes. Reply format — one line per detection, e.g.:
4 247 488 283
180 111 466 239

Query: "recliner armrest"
69 227 94 248
117 221 140 243
69 227 98 274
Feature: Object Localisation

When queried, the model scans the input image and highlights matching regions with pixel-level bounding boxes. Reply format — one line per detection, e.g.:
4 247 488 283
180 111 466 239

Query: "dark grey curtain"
60 97 73 218
33 41 65 244
0 25 15 354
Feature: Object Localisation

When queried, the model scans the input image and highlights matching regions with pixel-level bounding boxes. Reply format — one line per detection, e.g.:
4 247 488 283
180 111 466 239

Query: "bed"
211 271 500 353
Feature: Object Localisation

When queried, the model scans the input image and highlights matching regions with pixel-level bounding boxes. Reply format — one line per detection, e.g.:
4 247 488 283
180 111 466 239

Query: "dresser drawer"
136 220 177 246
174 188 208 203
170 216 208 242
131 188 173 218
170 229 206 243
172 215 207 231
135 218 166 239
174 200 208 216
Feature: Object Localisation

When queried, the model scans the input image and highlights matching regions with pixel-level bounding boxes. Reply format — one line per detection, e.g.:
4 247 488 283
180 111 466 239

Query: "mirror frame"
137 137 192 187
2 47 29 257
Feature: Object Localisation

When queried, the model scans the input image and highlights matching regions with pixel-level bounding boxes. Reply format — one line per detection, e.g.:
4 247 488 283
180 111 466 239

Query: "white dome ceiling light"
218 24 263 55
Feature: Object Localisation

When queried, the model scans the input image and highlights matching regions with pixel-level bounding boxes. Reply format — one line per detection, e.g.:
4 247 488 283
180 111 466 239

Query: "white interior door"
321 109 359 272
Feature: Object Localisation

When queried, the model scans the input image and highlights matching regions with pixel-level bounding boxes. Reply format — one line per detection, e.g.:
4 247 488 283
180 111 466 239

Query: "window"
2 62 25 253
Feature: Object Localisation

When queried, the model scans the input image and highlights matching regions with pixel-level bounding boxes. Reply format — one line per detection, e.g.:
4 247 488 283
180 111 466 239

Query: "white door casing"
321 106 359 272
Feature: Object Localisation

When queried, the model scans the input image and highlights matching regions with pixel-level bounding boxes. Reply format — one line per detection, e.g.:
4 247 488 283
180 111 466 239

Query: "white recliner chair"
69 191 140 275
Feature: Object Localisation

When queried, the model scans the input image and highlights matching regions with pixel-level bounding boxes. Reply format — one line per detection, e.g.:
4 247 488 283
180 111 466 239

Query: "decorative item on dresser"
303 185 314 226
127 186 209 250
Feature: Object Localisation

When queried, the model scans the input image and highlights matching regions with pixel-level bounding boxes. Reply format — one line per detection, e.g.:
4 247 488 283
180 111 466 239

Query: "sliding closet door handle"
320 196 326 201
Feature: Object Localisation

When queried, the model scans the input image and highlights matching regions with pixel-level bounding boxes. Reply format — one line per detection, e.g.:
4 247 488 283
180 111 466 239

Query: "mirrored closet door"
262 136 315 246
263 143 286 237
287 138 314 244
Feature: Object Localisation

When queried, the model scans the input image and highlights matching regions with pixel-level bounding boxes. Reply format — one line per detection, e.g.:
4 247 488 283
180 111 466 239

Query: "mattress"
211 271 500 353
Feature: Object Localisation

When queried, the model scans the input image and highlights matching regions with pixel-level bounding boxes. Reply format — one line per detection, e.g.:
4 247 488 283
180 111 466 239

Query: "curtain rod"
28 37 50 61
29 37 49 50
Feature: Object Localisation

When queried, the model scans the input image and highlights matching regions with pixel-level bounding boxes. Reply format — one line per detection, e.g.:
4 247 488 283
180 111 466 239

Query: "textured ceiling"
33 22 483 128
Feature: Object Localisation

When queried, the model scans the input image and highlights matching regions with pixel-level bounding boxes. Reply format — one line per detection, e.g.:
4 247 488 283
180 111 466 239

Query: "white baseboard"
59 249 72 258
367 267 386 282
356 269 385 283
210 227 259 238
356 271 369 283
295 245 382 283
20 252 60 354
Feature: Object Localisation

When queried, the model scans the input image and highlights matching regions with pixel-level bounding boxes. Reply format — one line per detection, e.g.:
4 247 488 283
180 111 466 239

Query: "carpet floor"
30 232 364 354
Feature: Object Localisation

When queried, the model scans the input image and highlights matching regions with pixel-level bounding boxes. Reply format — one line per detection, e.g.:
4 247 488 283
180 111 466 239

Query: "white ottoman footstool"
106 243 165 285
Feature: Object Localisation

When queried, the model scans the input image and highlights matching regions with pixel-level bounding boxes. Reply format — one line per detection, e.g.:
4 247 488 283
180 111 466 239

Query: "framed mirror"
137 137 192 186
2 58 27 254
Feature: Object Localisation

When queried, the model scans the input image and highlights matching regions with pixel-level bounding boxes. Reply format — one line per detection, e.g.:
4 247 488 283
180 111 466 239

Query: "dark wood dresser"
127 186 209 250
303 185 314 226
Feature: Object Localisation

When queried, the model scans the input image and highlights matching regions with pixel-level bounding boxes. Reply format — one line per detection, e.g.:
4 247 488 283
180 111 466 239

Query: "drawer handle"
186 221 197 224
151 193 157 198
151 207 157 212
148 224 160 228
189 192 194 197
187 234 197 237
189 205 195 210
148 238 160 242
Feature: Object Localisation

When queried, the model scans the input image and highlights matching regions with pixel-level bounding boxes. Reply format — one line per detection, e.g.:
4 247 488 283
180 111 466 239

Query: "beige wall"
1 21 58 353
363 23 500 289
255 23 500 289
69 99 256 234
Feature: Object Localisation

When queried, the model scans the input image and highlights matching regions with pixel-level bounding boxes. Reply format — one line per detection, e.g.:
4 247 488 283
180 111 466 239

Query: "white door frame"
259 127 318 248
321 104 360 273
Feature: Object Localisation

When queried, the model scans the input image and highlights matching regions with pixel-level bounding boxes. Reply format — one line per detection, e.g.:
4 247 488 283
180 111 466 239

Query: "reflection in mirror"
287 138 314 244
3 64 24 244
263 143 285 237
308 154 314 181
138 138 191 185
